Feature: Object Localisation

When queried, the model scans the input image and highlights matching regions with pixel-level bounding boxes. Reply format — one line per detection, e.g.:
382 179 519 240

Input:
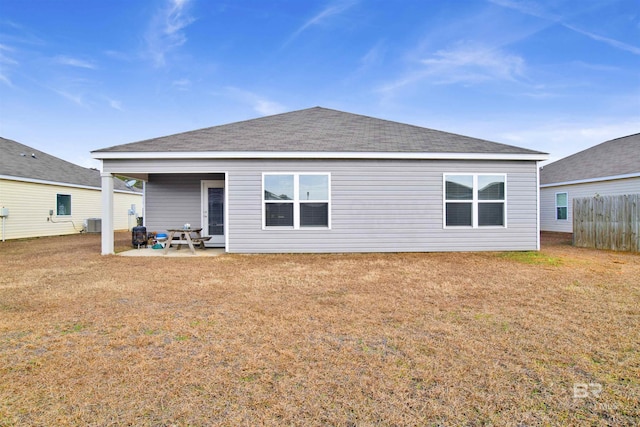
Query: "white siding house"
540 133 640 233
0 137 142 240
92 107 548 254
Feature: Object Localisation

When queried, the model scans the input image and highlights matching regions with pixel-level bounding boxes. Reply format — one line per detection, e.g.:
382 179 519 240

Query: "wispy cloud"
145 0 195 67
570 60 620 73
498 118 640 164
563 24 640 56
0 73 12 87
380 42 525 93
490 0 640 55
107 98 123 111
283 0 358 47
51 88 125 111
0 44 17 87
172 78 191 90
253 99 286 116
52 89 88 108
0 43 18 65
54 55 97 69
343 41 386 84
48 83 125 111
421 42 525 82
226 87 286 116
358 41 385 71
518 90 561 100
104 50 132 61
0 20 46 46
488 0 558 20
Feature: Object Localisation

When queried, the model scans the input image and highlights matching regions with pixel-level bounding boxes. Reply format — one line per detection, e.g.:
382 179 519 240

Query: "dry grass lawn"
1 232 638 426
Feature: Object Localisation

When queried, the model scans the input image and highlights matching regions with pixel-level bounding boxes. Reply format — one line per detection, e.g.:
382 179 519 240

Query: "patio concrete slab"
118 247 225 257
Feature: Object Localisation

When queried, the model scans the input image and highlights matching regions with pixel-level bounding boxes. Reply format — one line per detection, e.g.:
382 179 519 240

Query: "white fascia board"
0 174 141 195
93 151 549 161
540 172 640 188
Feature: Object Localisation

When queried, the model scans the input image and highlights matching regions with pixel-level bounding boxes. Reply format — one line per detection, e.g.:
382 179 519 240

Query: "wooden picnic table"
163 228 210 255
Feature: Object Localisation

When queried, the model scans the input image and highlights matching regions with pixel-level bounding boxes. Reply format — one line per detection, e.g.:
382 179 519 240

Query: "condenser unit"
86 218 101 233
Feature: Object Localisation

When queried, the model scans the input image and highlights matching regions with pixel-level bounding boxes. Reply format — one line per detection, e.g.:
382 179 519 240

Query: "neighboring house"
92 107 548 255
540 133 640 233
0 137 143 240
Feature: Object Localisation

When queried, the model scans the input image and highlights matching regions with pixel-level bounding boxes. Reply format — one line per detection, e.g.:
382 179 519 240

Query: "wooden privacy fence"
573 194 640 252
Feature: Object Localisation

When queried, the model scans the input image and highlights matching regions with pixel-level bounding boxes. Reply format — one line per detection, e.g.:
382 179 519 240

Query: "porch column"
535 161 541 251
101 172 115 255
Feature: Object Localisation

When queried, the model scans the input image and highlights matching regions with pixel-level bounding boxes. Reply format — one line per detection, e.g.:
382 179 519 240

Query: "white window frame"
443 173 507 229
56 193 72 216
262 172 331 230
555 192 568 221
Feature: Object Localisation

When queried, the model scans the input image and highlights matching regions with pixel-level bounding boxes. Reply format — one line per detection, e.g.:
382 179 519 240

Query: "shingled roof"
0 137 139 192
540 133 640 185
93 107 545 156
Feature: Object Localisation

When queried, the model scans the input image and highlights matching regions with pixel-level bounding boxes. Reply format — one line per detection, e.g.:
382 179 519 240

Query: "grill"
132 226 147 248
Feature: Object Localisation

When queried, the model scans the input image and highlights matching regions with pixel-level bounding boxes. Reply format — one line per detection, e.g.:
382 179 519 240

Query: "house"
540 133 640 233
0 137 143 240
91 107 548 255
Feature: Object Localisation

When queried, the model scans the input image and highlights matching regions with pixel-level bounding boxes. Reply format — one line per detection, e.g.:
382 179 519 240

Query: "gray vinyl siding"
105 158 539 253
540 177 640 233
144 173 225 233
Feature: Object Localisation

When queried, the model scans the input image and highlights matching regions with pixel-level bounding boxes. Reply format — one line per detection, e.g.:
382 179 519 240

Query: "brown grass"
1 232 638 426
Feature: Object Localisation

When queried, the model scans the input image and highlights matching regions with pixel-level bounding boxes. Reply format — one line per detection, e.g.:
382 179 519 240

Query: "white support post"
101 172 115 255
536 161 541 251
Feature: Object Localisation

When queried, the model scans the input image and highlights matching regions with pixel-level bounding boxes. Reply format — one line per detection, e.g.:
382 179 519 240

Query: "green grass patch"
499 251 562 266
60 323 86 335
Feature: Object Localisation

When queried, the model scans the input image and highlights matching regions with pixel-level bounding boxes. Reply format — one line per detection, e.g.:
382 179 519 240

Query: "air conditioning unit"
86 218 101 233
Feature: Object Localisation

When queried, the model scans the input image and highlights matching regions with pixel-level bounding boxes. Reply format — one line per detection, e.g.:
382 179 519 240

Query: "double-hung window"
444 174 506 227
556 192 568 220
263 173 330 228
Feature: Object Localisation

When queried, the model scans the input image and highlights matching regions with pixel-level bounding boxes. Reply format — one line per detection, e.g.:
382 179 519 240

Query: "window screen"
265 203 294 227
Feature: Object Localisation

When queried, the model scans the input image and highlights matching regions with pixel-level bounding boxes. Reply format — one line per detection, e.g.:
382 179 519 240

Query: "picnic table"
163 228 211 255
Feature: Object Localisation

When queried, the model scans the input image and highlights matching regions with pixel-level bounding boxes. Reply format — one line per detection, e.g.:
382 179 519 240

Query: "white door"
201 180 225 246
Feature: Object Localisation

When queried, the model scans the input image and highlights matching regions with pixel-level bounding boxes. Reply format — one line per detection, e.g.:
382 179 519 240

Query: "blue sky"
1 0 638 168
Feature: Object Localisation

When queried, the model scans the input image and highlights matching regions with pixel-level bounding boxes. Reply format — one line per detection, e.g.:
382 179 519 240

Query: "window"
556 192 568 220
56 194 71 216
263 173 330 228
444 174 506 227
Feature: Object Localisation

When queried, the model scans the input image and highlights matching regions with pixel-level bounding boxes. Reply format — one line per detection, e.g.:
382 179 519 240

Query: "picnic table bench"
189 235 212 249
164 228 211 254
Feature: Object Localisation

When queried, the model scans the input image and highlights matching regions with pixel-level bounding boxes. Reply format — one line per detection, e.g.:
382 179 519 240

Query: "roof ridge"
604 132 640 142
1 136 97 171
95 106 330 151
93 107 546 155
539 133 640 184
1 136 139 192
543 132 640 167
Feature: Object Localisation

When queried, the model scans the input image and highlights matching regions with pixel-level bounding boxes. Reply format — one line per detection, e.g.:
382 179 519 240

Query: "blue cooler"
156 233 168 248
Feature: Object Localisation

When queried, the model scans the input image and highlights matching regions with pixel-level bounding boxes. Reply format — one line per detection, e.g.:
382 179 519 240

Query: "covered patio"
97 171 228 256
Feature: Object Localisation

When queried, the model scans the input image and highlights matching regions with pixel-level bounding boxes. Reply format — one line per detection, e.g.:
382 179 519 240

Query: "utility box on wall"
86 218 101 233
0 208 8 217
